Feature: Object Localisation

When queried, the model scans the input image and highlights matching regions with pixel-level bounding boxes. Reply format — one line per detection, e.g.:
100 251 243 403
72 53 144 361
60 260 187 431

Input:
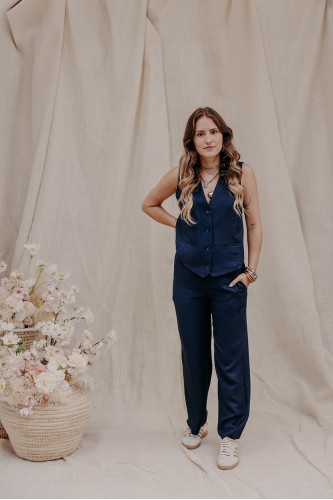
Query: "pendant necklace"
200 169 220 199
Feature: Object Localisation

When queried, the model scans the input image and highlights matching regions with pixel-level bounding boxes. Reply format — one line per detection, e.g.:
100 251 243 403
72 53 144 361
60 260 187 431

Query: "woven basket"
11 327 42 350
0 328 41 439
0 424 8 439
0 386 92 461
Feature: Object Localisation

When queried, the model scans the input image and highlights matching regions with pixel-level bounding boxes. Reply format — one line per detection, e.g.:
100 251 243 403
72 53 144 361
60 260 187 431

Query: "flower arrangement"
0 244 116 416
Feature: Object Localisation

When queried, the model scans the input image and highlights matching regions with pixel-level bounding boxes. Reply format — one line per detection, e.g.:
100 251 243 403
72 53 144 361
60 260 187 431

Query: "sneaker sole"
217 459 239 470
181 430 208 449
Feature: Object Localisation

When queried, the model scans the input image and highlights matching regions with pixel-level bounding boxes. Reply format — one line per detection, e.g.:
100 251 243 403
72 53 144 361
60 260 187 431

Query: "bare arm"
141 166 180 227
242 163 263 273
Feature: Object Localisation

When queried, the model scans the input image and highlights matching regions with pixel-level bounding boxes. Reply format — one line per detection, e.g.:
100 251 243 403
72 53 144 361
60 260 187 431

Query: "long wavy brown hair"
178 107 247 225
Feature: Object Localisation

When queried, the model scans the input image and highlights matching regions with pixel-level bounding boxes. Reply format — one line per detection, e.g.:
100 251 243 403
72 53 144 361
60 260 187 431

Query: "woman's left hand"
229 273 250 288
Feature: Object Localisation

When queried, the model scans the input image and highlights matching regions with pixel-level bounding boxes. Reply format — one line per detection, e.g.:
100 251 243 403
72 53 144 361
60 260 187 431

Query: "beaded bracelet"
245 266 258 283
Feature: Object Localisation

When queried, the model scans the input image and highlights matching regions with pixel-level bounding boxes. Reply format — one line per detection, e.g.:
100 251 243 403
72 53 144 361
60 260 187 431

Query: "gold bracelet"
245 266 258 282
245 271 255 283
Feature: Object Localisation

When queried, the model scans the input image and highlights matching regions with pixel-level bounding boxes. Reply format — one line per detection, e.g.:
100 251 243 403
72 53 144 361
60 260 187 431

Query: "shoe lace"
220 437 237 456
184 426 198 438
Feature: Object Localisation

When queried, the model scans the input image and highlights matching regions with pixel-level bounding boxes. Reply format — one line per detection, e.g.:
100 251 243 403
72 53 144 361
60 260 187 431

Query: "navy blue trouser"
172 254 251 439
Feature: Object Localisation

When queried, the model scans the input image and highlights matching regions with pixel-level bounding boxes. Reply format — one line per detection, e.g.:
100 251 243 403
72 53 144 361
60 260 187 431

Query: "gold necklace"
200 169 220 198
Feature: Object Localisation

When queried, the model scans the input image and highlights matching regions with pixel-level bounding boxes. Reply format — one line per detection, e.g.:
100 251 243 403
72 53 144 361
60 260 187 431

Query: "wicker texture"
0 425 8 439
12 327 41 349
0 387 92 460
0 328 41 439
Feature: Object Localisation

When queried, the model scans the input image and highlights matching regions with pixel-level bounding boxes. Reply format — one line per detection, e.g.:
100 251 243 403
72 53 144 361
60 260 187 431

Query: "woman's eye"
197 130 218 137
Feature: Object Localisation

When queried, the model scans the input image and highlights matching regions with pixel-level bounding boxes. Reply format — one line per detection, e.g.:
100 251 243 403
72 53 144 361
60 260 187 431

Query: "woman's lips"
204 146 215 149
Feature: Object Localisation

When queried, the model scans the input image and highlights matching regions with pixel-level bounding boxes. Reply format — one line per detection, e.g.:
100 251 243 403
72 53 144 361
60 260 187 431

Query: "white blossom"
14 301 36 321
10 270 24 280
73 307 85 320
54 271 70 281
106 330 117 343
44 264 58 274
45 346 67 366
5 295 25 312
20 407 33 417
67 353 88 374
83 329 94 341
1 332 20 347
23 278 35 289
66 290 76 305
33 339 47 349
7 354 27 374
35 370 65 394
23 243 40 255
47 358 60 373
0 321 15 331
82 309 94 323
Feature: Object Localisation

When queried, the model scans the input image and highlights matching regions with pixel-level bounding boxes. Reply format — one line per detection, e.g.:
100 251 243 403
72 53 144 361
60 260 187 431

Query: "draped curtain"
1 0 332 497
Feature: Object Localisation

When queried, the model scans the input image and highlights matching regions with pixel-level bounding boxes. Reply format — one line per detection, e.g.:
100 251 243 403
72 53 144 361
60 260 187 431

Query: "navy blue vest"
175 161 245 277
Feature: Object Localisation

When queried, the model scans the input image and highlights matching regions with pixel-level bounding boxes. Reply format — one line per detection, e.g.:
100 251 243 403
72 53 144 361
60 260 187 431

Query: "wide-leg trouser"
172 253 251 439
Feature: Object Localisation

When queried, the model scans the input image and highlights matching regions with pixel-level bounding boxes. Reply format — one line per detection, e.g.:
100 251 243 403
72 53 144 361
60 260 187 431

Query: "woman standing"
142 107 262 470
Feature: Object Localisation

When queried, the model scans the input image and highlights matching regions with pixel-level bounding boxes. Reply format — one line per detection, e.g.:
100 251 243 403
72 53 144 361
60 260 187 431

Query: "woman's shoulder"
160 165 179 183
240 162 255 174
161 165 179 193
171 165 180 185
239 162 257 190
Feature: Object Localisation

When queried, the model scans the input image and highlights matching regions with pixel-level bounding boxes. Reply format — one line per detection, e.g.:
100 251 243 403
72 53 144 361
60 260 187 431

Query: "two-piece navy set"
172 161 251 439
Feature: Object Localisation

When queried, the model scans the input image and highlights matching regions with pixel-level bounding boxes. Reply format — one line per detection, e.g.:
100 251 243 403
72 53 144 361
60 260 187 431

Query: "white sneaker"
217 436 240 469
182 422 208 449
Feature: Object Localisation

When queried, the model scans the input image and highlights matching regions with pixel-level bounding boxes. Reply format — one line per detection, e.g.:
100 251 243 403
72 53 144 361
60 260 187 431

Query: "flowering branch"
0 243 117 416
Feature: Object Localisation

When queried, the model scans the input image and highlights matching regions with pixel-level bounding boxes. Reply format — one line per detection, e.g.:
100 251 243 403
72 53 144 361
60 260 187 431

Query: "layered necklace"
199 164 221 199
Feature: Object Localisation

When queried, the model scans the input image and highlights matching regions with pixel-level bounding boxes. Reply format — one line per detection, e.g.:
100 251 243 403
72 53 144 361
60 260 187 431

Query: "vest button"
205 209 210 213
206 246 211 251
205 227 210 232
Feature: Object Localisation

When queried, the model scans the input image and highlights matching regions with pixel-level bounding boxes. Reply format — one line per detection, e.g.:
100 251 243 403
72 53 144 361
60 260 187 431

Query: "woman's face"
193 116 223 160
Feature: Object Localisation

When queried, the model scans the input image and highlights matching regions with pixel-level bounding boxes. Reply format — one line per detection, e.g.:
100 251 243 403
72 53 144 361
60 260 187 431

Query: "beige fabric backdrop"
1 0 333 497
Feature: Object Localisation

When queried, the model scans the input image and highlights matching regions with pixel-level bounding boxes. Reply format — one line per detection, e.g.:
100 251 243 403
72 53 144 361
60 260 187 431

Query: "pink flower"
27 363 47 379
